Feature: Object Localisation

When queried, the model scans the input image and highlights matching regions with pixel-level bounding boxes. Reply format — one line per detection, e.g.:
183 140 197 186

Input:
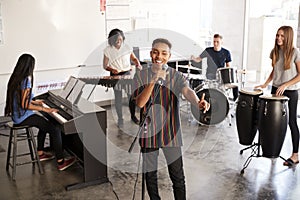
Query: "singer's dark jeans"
271 86 299 153
16 114 64 160
141 147 186 200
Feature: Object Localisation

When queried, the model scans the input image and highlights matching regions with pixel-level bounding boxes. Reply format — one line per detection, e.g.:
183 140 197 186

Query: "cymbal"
178 65 202 75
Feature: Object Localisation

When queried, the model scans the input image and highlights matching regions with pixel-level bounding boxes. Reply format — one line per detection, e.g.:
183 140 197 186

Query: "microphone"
162 63 168 70
158 64 168 85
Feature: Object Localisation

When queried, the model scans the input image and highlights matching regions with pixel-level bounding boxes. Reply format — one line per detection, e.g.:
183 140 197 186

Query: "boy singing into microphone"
131 38 210 200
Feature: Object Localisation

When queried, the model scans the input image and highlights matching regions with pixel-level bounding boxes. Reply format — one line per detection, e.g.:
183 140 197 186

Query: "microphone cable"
108 179 120 200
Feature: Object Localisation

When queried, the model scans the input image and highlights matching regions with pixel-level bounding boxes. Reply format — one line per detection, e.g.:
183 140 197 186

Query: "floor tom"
217 67 238 88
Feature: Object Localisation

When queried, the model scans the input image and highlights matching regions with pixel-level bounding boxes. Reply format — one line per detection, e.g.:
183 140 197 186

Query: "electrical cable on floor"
132 151 142 200
108 180 120 200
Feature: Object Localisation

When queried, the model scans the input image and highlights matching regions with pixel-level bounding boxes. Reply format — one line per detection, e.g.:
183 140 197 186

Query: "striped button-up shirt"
132 67 188 148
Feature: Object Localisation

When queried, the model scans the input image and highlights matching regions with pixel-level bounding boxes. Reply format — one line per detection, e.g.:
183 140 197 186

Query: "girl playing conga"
255 26 300 166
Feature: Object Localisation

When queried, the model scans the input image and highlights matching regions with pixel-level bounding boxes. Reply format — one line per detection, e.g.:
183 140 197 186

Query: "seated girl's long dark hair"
5 54 35 117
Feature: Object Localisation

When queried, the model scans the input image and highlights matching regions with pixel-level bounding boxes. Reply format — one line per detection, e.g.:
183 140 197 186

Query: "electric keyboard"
34 89 108 190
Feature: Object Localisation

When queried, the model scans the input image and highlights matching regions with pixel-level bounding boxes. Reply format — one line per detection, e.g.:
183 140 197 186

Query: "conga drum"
236 88 263 145
258 95 289 158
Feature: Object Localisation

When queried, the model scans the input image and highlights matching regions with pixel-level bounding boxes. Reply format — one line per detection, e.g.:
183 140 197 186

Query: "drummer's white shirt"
103 43 132 72
272 48 300 90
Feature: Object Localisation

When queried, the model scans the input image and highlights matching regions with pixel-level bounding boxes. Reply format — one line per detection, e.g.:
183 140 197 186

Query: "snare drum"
258 95 289 158
217 67 238 88
236 88 263 145
191 88 229 125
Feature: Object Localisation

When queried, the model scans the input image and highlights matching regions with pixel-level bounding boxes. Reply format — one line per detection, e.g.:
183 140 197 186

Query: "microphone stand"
128 83 162 200
128 81 163 153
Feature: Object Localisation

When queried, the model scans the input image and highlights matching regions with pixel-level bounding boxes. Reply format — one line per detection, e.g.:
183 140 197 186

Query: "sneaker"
131 116 140 125
57 157 76 171
39 153 55 161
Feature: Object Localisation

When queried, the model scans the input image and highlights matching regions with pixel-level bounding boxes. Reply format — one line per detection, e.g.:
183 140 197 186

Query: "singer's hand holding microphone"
155 64 169 85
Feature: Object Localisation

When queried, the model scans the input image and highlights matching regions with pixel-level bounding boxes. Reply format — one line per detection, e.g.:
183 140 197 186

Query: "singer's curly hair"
152 38 172 49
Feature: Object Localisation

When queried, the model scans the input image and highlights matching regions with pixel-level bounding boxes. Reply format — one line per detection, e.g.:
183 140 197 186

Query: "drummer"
191 33 238 101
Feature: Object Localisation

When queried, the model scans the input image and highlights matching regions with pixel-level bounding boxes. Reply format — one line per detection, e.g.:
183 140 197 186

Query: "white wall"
0 0 108 114
0 0 106 72
0 0 248 115
212 0 246 69
128 0 204 50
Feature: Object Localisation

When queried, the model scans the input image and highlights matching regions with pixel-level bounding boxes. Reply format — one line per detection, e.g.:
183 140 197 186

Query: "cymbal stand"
219 84 235 126
179 65 193 122
186 67 194 123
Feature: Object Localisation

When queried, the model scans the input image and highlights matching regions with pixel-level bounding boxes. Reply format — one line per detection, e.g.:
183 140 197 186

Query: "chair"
6 122 44 180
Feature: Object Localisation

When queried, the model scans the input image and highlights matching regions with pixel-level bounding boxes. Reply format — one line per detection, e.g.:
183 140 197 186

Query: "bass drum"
191 88 229 125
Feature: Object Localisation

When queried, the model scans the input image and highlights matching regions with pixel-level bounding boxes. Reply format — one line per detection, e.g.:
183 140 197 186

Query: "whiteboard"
0 0 106 74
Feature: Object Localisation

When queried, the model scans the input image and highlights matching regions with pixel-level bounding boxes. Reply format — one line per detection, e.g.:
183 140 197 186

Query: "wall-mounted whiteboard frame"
0 2 3 45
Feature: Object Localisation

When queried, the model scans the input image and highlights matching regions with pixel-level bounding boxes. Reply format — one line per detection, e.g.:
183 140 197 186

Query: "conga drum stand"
240 135 289 174
240 137 261 174
240 94 291 174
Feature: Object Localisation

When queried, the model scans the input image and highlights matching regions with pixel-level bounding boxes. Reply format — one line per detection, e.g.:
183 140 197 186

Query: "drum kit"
182 65 239 126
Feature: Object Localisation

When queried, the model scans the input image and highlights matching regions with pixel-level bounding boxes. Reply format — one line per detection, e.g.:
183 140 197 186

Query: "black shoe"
131 116 139 125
